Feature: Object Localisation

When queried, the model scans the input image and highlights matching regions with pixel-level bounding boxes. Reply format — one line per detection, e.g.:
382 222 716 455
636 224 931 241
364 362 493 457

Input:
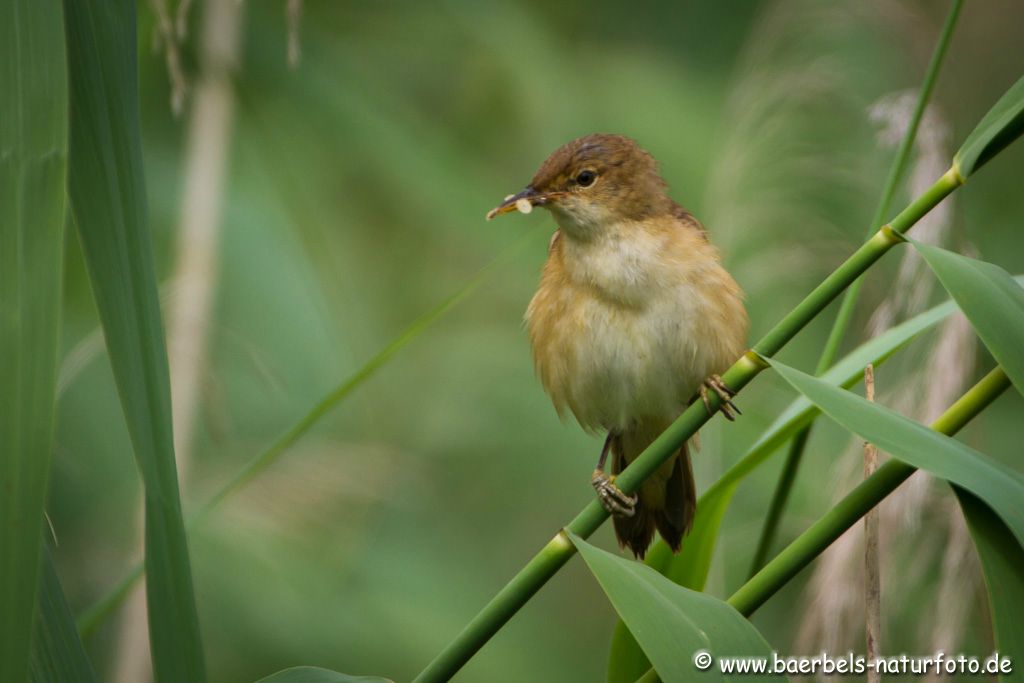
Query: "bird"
487 133 748 558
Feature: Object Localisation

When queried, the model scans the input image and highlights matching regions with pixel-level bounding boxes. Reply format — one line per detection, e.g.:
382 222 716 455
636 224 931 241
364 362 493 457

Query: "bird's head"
487 133 672 239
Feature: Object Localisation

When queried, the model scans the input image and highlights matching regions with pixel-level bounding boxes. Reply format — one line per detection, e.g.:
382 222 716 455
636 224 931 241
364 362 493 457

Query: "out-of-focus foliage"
51 1 1024 681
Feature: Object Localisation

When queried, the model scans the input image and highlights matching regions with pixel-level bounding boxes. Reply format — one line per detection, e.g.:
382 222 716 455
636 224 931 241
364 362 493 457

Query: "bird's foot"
701 374 741 421
591 469 637 517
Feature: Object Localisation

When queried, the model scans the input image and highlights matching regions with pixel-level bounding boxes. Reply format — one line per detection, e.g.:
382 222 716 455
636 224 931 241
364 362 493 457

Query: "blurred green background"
53 1 1024 680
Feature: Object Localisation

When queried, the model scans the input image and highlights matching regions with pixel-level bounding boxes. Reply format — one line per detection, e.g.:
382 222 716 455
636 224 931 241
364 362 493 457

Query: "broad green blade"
606 289 982 683
569 533 783 683
0 1 68 681
607 484 732 683
769 360 1024 546
29 547 98 683
955 489 1024 683
63 0 206 680
954 75 1024 177
255 667 393 683
907 238 1024 396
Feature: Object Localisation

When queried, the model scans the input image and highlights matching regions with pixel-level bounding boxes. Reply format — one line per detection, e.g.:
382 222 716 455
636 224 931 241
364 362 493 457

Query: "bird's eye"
575 170 597 187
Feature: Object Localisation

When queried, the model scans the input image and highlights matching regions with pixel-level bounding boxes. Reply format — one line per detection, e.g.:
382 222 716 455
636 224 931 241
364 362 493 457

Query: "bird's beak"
486 186 542 221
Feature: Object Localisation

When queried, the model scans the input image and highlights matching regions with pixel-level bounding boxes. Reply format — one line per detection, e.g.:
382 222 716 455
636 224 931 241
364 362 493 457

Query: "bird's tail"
611 429 696 559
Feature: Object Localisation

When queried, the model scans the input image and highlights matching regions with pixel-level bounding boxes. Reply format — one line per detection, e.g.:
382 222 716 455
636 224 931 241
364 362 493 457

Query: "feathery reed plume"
795 82 982 668
922 504 978 683
702 0 897 595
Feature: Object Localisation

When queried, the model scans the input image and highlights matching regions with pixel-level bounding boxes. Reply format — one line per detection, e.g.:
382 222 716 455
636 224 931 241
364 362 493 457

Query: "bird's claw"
701 374 741 421
591 469 637 517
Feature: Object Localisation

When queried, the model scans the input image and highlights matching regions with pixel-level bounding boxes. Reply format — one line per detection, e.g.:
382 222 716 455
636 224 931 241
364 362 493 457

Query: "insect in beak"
487 187 543 220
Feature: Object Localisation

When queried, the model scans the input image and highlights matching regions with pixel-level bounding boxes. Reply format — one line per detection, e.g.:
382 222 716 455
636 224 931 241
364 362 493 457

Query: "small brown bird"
488 134 748 558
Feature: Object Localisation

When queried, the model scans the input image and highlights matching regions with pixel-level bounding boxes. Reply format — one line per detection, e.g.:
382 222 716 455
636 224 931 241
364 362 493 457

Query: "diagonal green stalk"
411 168 962 682
76 234 536 637
749 0 963 576
818 0 962 370
635 365 1010 682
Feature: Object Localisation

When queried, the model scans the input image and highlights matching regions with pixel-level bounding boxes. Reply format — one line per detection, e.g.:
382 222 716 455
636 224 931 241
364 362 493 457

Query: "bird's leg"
700 374 742 421
591 432 637 517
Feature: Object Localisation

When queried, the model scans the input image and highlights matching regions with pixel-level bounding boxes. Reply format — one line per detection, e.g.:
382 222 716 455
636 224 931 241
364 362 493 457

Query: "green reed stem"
749 0 964 576
411 167 962 683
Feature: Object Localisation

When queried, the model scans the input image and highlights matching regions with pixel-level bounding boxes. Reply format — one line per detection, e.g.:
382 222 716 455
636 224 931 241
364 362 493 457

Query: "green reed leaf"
0 1 67 681
769 360 1024 546
955 489 1024 683
570 533 782 683
906 238 1024 396
955 74 1024 177
256 667 393 683
29 547 98 683
63 0 205 679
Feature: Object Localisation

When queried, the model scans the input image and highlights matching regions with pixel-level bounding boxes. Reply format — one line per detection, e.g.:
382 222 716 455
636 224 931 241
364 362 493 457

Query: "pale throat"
554 209 669 308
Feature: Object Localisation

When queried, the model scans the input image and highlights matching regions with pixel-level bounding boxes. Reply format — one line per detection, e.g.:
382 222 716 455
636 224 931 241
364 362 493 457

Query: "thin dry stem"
176 0 194 39
863 364 881 683
287 0 303 68
166 0 244 480
147 0 188 116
